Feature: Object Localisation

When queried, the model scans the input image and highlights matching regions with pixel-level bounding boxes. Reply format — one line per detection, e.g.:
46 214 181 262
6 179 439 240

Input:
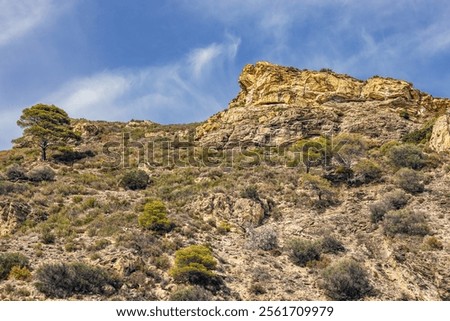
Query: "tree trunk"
41 146 47 161
40 140 49 161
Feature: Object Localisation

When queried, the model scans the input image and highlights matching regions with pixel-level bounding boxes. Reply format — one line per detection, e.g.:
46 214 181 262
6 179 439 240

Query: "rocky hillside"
0 62 449 301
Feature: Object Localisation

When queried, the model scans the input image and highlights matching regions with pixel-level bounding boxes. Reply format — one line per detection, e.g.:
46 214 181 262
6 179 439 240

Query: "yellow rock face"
429 113 450 152
197 61 450 148
229 61 365 108
229 61 450 109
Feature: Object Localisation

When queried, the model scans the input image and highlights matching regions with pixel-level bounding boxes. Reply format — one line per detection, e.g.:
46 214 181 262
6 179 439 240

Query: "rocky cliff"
430 113 450 152
197 61 450 150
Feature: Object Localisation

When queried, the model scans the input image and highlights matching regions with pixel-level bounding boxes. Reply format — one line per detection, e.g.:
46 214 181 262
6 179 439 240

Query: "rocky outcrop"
189 193 268 227
197 61 450 148
73 122 102 138
0 201 30 236
429 113 450 152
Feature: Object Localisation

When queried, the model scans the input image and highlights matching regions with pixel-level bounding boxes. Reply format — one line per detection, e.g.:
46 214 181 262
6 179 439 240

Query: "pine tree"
16 104 80 161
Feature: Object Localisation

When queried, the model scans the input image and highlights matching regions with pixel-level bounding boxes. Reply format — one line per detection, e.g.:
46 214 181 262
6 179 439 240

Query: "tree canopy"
16 104 79 161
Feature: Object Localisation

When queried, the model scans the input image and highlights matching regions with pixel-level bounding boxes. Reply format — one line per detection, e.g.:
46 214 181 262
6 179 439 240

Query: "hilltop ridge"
197 62 450 150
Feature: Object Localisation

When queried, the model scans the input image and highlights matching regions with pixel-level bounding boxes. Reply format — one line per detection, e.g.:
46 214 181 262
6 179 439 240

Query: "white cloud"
48 72 132 117
0 0 69 46
45 36 241 123
188 44 222 79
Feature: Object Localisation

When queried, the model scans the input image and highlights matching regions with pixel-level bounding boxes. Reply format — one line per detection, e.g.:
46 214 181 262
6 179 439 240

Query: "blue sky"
1 0 450 150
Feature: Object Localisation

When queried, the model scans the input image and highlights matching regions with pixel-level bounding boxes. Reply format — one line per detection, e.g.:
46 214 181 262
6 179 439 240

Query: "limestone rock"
233 198 265 226
429 113 450 152
74 122 102 138
0 201 30 235
196 62 450 148
189 193 265 226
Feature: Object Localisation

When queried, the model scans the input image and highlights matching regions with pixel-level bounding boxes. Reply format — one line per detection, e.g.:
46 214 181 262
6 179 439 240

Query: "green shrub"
353 159 382 184
35 262 122 298
320 235 345 254
217 221 231 234
121 170 150 190
154 254 171 270
383 189 410 209
387 144 426 169
333 133 367 167
302 174 335 207
138 200 174 232
5 165 27 181
324 165 353 184
0 252 29 280
27 166 56 182
170 245 218 285
82 197 99 210
88 238 111 251
369 201 391 223
288 238 321 266
322 259 372 300
369 189 410 223
401 119 435 144
52 148 95 163
0 181 27 195
383 209 430 236
8 266 32 281
422 236 444 251
393 168 424 194
240 185 260 201
291 136 331 172
379 141 400 155
40 227 56 244
169 285 213 301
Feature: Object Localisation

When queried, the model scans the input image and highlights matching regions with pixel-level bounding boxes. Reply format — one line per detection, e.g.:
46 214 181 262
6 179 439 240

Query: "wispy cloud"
47 72 132 118
0 0 69 46
188 44 222 79
45 36 241 123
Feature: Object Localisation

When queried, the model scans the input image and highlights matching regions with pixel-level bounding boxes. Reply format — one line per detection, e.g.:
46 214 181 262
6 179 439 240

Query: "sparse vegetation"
240 185 260 201
291 136 331 173
288 238 321 266
387 144 426 169
35 262 122 298
370 189 410 223
333 133 367 167
0 253 29 280
302 174 335 207
121 169 150 190
6 165 27 181
8 266 32 281
320 235 345 254
353 159 382 184
401 119 435 144
383 209 430 236
393 168 424 194
0 63 448 301
321 259 372 300
27 166 56 182
422 236 443 251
